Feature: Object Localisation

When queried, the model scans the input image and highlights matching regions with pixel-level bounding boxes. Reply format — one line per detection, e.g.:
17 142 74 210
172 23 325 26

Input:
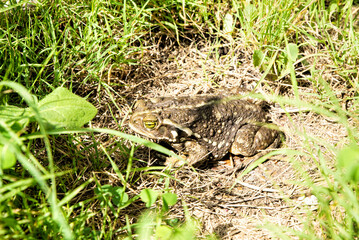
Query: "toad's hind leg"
229 124 280 157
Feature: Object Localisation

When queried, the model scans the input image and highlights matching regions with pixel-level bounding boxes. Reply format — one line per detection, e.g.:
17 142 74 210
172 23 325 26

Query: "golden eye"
143 114 159 129
144 120 158 129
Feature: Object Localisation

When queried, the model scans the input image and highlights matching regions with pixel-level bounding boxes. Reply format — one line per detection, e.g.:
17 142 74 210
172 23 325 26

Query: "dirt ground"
89 37 348 239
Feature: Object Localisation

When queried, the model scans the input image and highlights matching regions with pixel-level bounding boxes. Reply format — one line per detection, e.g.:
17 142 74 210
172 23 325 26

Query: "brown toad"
129 95 281 167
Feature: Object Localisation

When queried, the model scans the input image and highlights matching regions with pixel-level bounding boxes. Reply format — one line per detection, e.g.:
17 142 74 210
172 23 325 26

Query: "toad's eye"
144 120 158 129
143 114 159 129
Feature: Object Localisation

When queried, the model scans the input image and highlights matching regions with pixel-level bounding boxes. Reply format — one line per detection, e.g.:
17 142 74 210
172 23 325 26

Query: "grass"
1 0 359 239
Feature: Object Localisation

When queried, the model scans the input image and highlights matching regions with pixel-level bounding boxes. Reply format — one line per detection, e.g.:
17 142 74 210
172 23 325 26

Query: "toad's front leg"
165 141 209 167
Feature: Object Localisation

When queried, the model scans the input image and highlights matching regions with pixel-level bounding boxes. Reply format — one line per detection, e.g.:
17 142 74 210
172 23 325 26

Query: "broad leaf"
287 43 298 62
140 189 159 208
337 145 359 183
223 13 234 41
0 105 30 131
0 145 16 169
253 49 264 67
155 225 173 240
162 192 178 212
112 186 129 207
94 184 130 207
162 192 177 207
38 87 97 129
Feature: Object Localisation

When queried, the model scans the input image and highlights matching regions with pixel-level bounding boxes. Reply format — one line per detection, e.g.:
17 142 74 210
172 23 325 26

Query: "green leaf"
172 218 198 240
0 105 30 131
287 43 298 62
223 13 234 35
0 144 16 169
140 189 159 208
162 192 178 212
166 218 179 227
162 192 177 207
156 225 173 240
94 184 129 207
337 145 359 183
253 49 264 67
94 184 112 196
38 87 97 129
112 187 129 207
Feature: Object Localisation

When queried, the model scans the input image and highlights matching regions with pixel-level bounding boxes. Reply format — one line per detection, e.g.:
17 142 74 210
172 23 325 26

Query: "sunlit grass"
0 0 358 239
